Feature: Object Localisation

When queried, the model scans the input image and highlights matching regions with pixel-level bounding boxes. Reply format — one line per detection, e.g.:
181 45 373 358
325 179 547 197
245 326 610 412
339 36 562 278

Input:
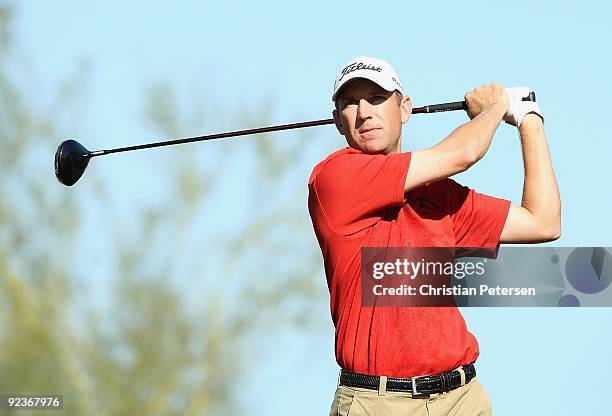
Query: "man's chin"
348 138 396 155
361 142 391 155
362 148 386 155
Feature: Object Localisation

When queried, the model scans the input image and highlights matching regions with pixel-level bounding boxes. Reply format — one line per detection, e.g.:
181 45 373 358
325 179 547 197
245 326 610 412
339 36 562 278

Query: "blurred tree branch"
0 2 327 415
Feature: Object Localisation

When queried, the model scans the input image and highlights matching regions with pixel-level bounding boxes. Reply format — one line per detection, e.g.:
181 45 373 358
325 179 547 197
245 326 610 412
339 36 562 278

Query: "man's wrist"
486 102 508 120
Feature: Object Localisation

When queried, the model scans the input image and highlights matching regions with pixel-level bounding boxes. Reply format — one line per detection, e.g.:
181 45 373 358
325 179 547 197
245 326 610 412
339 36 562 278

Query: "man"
307 56 561 415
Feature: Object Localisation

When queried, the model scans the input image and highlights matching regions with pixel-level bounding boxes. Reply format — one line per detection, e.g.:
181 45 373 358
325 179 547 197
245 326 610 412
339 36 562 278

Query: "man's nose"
356 99 373 121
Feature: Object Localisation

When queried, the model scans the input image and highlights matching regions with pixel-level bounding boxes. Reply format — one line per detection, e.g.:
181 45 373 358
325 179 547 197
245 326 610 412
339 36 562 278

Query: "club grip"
421 101 466 113
417 91 536 114
524 91 536 102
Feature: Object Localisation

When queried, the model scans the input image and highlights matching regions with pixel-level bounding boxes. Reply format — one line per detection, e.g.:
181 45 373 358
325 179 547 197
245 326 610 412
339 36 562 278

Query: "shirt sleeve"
445 179 511 248
311 151 411 236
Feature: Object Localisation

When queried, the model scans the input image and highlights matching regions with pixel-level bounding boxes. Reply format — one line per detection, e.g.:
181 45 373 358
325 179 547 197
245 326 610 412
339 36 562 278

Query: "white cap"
332 56 404 102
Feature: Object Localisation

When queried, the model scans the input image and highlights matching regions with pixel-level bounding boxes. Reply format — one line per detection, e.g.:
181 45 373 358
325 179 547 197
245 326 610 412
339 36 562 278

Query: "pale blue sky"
13 0 612 414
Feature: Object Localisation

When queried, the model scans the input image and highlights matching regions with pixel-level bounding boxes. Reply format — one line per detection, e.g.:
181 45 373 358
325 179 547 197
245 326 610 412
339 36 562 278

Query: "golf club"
55 92 536 186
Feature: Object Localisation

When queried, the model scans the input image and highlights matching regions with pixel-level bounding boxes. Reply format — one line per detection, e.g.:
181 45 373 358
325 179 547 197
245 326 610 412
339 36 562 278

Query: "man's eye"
343 100 357 108
372 95 386 102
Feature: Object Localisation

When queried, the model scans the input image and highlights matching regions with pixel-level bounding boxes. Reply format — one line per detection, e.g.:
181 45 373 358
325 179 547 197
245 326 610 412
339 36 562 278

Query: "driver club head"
54 139 91 186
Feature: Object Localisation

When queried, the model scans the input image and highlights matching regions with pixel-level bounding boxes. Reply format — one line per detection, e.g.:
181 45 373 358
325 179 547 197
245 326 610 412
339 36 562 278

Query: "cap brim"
332 73 398 102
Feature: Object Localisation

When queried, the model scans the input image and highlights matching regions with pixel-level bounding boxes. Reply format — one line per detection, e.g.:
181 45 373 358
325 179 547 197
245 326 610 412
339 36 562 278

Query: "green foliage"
0 3 325 415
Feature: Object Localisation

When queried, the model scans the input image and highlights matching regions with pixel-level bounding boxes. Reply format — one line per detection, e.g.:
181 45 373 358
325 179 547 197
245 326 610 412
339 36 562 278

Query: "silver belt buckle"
410 374 430 395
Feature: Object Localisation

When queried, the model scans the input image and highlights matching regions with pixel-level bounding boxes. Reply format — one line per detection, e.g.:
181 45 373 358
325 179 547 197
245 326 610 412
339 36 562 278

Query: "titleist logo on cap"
332 56 404 102
338 62 383 83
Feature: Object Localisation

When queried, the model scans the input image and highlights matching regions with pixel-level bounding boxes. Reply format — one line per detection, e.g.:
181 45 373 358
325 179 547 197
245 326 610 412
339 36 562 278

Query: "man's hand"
504 86 544 127
464 83 509 120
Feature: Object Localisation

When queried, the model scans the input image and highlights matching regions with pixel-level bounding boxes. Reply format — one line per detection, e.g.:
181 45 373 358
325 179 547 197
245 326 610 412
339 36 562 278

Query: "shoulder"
308 147 363 185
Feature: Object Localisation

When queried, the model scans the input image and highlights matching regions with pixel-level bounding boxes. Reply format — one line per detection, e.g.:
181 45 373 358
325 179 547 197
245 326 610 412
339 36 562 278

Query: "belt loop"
454 366 466 386
378 376 388 396
337 370 341 387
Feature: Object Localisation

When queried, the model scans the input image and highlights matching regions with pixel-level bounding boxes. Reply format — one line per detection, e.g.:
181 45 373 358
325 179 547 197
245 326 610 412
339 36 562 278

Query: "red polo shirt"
308 147 510 377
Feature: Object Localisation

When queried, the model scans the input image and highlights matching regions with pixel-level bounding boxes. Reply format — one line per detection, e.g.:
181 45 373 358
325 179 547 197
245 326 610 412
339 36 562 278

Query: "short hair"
393 90 403 105
335 90 403 111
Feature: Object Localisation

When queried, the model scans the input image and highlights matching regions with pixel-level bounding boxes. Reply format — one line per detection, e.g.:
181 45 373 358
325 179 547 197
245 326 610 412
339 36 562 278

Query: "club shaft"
87 93 535 158
89 118 334 157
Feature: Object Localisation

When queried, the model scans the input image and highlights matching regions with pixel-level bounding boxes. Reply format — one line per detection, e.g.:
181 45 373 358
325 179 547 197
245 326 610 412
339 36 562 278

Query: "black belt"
339 363 476 395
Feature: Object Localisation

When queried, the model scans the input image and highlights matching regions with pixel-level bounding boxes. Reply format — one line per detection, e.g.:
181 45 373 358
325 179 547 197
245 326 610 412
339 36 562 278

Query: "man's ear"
400 96 412 124
332 109 345 135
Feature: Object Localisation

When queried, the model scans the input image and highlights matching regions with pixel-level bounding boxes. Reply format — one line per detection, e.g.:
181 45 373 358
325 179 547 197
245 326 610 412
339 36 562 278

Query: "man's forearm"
442 103 506 166
518 114 561 234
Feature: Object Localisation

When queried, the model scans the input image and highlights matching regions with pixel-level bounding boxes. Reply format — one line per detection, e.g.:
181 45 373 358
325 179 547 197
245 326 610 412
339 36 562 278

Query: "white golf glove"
504 87 544 127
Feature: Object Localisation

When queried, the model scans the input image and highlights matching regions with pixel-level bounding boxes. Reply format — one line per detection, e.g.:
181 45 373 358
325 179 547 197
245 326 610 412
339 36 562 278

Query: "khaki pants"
329 377 493 416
